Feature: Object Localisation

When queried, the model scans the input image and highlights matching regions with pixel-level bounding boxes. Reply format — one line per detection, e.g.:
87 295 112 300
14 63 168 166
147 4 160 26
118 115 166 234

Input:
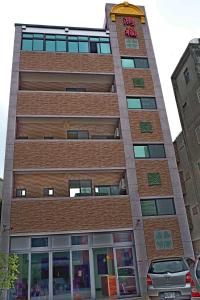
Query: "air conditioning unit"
119 178 126 191
114 128 120 139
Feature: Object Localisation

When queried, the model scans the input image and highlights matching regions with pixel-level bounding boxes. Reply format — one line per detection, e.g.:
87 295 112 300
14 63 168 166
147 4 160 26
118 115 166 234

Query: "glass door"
115 248 137 296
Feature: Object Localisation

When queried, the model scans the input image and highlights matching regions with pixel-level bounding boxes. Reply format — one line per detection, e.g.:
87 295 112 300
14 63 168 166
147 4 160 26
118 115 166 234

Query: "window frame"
69 179 92 197
133 144 166 159
141 198 176 216
121 57 149 69
16 188 27 198
94 185 120 196
127 97 157 110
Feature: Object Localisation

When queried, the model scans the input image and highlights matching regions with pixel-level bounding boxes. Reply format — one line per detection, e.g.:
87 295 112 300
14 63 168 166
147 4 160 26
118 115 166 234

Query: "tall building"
1 2 193 299
172 39 200 254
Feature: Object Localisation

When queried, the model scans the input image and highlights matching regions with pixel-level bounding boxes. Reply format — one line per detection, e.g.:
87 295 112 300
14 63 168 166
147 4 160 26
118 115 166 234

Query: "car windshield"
196 259 200 279
149 259 188 274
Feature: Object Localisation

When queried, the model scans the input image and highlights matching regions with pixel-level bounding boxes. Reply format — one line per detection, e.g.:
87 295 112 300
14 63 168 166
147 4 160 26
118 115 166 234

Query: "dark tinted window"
141 98 157 109
134 58 149 68
149 144 166 158
156 198 175 215
31 237 48 247
149 259 188 274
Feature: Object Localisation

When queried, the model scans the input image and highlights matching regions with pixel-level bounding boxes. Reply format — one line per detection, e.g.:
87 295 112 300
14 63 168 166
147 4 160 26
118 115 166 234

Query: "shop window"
125 38 139 49
67 130 89 139
140 122 153 133
43 188 54 197
184 68 190 84
147 172 161 185
127 97 157 110
16 188 26 197
154 230 173 250
121 57 149 69
94 185 120 196
71 235 88 245
69 180 92 197
31 237 48 247
133 78 144 87
31 253 49 298
141 198 176 216
113 231 132 243
133 144 166 158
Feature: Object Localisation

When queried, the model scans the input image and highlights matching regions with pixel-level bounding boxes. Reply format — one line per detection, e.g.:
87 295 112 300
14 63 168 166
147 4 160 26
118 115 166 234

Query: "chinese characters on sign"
123 16 137 38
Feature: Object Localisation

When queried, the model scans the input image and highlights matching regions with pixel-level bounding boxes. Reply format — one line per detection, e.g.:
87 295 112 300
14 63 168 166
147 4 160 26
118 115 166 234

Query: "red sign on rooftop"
123 16 137 38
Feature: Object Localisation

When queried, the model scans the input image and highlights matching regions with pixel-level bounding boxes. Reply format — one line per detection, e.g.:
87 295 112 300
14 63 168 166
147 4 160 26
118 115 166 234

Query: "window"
94 185 120 196
16 188 26 197
71 235 88 245
133 78 144 87
66 87 86 92
21 33 111 54
147 173 161 185
140 122 153 133
69 180 92 197
184 68 190 84
141 198 176 216
31 237 48 247
154 230 173 250
121 57 149 69
125 38 139 49
43 188 54 196
113 231 132 243
127 97 157 110
67 130 89 139
133 144 166 158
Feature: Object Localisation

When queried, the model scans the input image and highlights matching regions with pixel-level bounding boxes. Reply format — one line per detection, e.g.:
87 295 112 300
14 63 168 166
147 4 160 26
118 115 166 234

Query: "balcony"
14 140 125 170
19 51 114 73
11 196 132 234
16 118 121 140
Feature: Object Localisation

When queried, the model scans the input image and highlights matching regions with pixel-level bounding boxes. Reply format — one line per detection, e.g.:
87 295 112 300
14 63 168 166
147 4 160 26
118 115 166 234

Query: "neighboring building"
172 39 200 254
1 2 193 299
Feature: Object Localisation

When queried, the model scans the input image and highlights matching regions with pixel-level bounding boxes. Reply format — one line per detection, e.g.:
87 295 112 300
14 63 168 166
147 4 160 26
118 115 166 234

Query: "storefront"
9 230 139 300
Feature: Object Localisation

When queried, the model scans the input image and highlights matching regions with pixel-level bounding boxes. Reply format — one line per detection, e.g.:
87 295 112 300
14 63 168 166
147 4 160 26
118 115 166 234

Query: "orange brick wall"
16 92 119 116
129 111 163 142
17 120 117 139
14 141 125 169
143 217 184 260
116 16 147 57
20 52 114 73
11 196 133 234
123 70 155 95
13 172 123 198
135 160 173 197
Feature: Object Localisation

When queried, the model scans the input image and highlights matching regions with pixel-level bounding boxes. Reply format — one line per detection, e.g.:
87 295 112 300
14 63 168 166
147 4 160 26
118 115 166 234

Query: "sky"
0 0 200 178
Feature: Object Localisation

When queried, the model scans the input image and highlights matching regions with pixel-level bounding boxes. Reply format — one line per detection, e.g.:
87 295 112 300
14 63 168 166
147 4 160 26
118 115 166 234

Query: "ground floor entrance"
9 231 139 300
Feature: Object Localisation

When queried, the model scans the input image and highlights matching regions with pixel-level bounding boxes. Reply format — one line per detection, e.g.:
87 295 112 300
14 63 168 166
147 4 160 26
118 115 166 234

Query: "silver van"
147 257 192 300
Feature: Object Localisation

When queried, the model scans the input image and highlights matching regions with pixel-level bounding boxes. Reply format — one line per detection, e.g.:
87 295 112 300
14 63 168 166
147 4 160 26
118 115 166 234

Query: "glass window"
127 98 141 109
121 58 134 68
95 185 120 196
99 37 109 42
154 230 173 250
79 42 89 53
53 252 71 299
56 40 66 52
33 33 44 38
30 253 49 299
9 254 29 300
149 144 166 158
69 180 92 197
43 188 54 196
46 34 56 39
156 198 175 215
33 39 43 51
141 200 157 216
22 39 33 51
90 37 99 41
100 43 111 54
31 237 48 247
133 145 149 158
56 35 67 40
71 235 88 245
67 130 89 139
23 33 33 38
45 40 56 52
79 36 88 41
141 198 175 216
113 231 132 243
16 188 26 197
134 58 149 68
140 122 153 133
149 259 187 274
68 41 78 52
72 250 91 299
141 97 157 109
